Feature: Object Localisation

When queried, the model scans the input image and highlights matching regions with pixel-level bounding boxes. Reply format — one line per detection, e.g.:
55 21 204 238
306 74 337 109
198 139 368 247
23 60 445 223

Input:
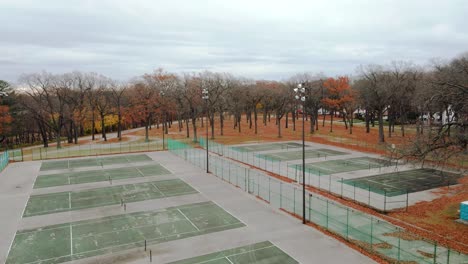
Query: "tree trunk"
292 111 296 131
322 112 326 127
210 112 215 139
365 109 370 133
185 118 190 138
330 111 334 132
91 109 95 141
101 114 107 141
220 112 224 136
378 110 385 143
192 116 198 142
310 113 315 133
254 108 258 134
342 112 348 129
277 115 281 138
117 109 122 140
285 112 289 129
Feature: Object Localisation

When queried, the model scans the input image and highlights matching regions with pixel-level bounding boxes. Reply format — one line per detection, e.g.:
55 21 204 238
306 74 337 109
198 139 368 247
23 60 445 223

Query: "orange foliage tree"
322 76 355 132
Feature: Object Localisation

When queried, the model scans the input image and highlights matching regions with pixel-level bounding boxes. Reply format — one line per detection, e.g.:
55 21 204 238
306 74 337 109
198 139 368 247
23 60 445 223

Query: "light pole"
294 83 306 224
159 91 165 150
202 88 209 173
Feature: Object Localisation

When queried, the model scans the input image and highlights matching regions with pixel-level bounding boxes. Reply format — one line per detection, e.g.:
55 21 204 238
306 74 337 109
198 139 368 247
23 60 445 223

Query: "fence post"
346 207 349 240
268 177 271 202
406 190 409 212
280 182 282 208
398 230 401 262
326 199 329 230
353 182 356 201
446 247 450 264
295 164 298 182
368 185 371 206
384 190 387 212
341 178 344 198
245 168 247 191
294 188 296 214
370 217 374 252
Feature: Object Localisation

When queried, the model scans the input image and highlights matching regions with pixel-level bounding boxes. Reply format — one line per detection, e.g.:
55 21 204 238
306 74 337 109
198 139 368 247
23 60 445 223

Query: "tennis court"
232 142 303 152
24 179 198 217
34 163 171 188
291 157 392 175
7 202 245 264
343 168 464 196
39 154 153 171
169 241 298 264
257 148 347 161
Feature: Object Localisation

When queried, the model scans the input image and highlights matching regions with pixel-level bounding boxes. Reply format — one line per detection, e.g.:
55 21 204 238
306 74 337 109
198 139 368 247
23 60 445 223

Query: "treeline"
0 54 466 161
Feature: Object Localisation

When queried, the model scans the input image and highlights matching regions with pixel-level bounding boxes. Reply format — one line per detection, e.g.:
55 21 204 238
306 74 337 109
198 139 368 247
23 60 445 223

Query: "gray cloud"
1 0 467 82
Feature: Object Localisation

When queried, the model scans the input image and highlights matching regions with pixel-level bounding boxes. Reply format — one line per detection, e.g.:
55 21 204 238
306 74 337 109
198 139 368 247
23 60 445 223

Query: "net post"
150 249 152 262
433 242 437 264
328 174 331 194
144 240 147 251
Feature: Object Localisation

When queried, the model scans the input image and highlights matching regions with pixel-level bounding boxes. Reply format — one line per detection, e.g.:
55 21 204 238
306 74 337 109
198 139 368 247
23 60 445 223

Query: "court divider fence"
7 139 164 161
168 140 468 263
167 138 467 264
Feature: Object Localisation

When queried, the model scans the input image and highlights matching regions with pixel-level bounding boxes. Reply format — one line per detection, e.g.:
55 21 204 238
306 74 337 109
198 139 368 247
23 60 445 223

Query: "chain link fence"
168 138 468 264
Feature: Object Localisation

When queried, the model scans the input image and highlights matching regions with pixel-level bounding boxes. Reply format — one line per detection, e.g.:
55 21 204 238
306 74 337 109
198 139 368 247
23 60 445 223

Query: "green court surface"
169 241 298 264
257 148 347 161
7 202 245 264
39 154 153 171
291 157 392 175
343 168 464 196
24 179 198 217
34 164 171 188
232 142 303 152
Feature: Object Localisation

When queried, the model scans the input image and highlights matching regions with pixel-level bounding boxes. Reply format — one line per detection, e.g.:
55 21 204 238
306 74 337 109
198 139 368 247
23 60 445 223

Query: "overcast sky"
1 0 467 82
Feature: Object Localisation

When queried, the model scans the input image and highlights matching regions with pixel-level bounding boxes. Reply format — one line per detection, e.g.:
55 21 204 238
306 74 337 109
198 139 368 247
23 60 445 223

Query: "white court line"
306 164 335 174
135 167 145 177
191 245 276 264
21 221 245 264
70 224 73 255
68 192 72 209
177 208 200 231
150 182 166 197
225 257 235 264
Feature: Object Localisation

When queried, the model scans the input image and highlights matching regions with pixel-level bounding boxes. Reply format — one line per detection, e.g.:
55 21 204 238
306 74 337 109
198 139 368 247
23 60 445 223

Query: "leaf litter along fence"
167 138 468 264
